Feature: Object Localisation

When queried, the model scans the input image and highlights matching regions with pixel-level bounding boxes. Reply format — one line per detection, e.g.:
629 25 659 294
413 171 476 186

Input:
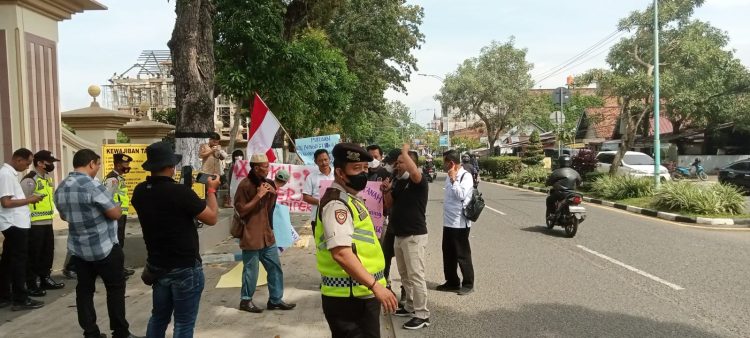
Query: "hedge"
479 156 522 179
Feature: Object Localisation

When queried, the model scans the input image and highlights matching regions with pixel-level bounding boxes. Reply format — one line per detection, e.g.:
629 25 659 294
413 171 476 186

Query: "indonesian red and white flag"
248 93 281 162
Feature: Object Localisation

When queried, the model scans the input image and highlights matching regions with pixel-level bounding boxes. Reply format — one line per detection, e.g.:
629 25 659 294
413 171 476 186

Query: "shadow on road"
418 302 724 338
520 225 570 238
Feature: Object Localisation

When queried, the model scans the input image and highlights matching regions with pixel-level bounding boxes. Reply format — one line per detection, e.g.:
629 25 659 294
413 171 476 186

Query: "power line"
532 29 620 81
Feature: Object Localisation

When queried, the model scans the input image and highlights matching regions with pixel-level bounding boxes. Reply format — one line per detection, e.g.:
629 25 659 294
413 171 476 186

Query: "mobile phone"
196 173 217 185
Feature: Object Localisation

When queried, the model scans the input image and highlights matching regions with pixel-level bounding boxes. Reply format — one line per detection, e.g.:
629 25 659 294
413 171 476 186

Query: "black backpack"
460 173 485 222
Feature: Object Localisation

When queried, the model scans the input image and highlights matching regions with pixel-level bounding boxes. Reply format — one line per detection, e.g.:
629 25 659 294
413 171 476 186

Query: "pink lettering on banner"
231 163 317 214
318 180 384 237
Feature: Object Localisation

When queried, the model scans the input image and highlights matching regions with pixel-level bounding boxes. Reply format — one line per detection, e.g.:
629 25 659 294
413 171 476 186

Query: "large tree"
577 0 750 175
170 0 216 168
437 39 535 154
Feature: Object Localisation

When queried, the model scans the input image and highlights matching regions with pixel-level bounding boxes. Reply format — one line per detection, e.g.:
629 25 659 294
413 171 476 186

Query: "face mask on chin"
383 163 394 174
398 170 410 180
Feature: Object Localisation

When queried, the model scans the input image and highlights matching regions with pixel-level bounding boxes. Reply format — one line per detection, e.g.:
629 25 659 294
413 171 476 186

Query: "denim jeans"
147 264 205 338
241 245 284 303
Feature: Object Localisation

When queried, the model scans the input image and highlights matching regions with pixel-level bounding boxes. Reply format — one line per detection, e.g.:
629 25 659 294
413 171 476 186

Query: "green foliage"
571 149 598 176
152 108 177 126
522 130 544 166
437 38 535 154
116 131 130 144
507 166 549 185
653 182 745 215
451 136 482 152
480 156 523 179
583 171 606 182
368 100 424 150
591 175 654 200
533 93 605 143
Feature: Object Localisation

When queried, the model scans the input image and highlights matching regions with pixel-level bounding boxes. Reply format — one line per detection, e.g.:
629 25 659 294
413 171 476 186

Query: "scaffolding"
102 50 175 117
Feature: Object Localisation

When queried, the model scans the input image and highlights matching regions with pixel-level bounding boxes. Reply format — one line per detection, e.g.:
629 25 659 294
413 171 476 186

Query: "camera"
196 172 217 185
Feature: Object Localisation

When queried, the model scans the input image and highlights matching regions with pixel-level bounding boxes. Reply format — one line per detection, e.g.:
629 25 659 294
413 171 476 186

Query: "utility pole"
653 0 661 188
559 86 564 156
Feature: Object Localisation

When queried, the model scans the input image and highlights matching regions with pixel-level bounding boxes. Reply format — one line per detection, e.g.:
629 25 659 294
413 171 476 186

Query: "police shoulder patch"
335 209 348 224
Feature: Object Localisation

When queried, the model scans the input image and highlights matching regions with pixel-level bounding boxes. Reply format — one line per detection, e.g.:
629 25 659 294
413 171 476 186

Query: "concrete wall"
677 155 750 174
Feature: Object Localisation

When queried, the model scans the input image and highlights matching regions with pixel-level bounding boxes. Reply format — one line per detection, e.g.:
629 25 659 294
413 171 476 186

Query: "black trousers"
116 215 127 249
322 295 380 338
381 230 396 281
442 227 474 288
27 223 55 282
72 245 130 338
546 191 566 217
0 226 29 301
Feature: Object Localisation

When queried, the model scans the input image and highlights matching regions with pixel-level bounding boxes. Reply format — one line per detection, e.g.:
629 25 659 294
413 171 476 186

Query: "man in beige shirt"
199 132 228 176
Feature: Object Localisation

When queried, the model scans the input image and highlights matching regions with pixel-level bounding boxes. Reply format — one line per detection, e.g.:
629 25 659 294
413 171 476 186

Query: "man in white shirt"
437 150 475 296
302 149 335 227
0 148 45 310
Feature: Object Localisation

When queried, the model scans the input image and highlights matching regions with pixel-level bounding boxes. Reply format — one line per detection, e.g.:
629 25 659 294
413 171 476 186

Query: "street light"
653 0 661 188
418 73 444 81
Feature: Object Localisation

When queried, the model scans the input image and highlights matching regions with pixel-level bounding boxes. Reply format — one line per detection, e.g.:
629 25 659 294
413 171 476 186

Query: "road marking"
577 245 685 291
485 205 506 215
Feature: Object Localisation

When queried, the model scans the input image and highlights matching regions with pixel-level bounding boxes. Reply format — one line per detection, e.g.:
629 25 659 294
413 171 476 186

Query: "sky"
58 0 750 128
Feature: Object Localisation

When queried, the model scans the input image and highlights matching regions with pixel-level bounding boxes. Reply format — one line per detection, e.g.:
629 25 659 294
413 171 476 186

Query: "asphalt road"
390 176 750 338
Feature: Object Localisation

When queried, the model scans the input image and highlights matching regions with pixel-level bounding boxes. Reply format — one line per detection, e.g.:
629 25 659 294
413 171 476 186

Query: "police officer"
21 150 64 295
315 143 398 338
104 153 135 277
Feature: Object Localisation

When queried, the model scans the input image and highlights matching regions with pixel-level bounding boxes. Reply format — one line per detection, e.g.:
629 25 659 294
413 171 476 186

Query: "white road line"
485 205 506 215
576 245 685 291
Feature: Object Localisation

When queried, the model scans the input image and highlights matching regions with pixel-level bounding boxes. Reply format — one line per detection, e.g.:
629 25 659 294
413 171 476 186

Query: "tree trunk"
610 100 650 176
169 0 216 169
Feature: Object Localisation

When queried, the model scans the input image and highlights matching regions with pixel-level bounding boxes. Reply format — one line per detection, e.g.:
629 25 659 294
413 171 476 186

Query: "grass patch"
616 197 654 209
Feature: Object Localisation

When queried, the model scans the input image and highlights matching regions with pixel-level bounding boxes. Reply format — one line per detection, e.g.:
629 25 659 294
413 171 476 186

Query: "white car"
595 151 671 181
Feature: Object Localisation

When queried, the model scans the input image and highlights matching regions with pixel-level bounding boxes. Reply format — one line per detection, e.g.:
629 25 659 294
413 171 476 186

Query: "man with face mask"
381 144 431 330
316 143 398 337
55 149 142 338
366 145 389 182
21 150 64 296
104 153 135 277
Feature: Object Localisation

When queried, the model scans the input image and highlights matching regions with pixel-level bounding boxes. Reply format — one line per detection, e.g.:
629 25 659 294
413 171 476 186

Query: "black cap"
142 141 183 171
33 150 60 163
332 143 373 165
113 153 133 163
383 149 401 164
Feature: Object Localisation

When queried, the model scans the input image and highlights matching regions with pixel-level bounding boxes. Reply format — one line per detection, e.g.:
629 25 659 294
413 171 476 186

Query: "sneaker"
62 269 77 280
403 317 430 330
11 298 44 311
393 307 414 317
457 286 474 296
435 282 460 292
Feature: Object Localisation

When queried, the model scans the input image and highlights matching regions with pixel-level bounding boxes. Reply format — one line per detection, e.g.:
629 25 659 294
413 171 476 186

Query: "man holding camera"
131 141 220 338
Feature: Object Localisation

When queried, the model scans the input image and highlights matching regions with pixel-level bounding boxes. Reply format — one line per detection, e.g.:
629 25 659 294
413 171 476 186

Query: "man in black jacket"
545 155 582 219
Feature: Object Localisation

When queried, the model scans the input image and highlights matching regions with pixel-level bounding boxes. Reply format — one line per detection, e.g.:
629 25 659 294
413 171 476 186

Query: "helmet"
461 154 470 163
558 155 572 168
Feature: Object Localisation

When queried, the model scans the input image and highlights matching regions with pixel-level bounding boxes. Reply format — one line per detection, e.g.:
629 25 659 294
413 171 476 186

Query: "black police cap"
332 143 373 164
113 153 133 163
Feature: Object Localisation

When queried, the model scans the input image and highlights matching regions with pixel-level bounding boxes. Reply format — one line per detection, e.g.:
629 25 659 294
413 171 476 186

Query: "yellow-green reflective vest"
28 174 54 222
314 188 386 298
107 172 129 216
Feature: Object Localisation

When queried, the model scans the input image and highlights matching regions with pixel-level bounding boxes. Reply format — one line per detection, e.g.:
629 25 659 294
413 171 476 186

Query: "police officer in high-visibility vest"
315 143 398 338
20 150 65 296
104 153 135 277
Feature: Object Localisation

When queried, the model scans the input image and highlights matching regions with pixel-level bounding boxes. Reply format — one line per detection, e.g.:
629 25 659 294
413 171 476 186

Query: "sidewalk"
0 217 397 337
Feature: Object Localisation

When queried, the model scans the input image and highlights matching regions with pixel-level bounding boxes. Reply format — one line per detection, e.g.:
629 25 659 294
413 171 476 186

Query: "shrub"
480 156 522 179
584 171 606 182
522 130 544 166
571 149 598 176
508 166 549 185
591 175 654 200
653 182 746 215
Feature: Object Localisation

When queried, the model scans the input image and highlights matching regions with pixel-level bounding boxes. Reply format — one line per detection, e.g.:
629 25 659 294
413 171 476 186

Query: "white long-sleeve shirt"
443 167 474 228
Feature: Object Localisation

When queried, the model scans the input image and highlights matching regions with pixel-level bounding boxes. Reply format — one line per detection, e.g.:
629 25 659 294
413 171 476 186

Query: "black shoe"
27 287 47 297
124 334 145 338
403 317 430 330
435 282 460 292
267 300 296 310
393 307 414 317
62 269 77 280
0 298 10 308
40 276 65 290
83 334 105 338
457 286 474 295
239 300 263 313
11 298 44 311
123 268 135 277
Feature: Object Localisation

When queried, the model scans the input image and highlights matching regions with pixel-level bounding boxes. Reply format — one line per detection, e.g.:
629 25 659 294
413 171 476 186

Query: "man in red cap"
21 150 64 296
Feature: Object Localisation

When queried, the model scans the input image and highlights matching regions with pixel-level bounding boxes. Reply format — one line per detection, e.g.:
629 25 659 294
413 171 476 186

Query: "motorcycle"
671 161 708 181
422 165 436 183
546 193 586 238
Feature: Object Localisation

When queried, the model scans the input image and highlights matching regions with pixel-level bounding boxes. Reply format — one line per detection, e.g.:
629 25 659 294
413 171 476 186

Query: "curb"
487 179 750 228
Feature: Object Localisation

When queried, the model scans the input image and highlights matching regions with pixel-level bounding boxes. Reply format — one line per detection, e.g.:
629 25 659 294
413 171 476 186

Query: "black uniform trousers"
322 295 380 338
442 226 474 288
27 223 55 283
0 226 29 301
116 215 127 249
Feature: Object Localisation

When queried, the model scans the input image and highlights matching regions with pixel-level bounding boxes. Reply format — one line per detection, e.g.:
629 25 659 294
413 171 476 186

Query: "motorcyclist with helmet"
545 155 582 220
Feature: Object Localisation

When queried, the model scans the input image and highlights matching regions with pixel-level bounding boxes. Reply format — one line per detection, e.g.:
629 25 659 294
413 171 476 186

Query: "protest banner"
272 204 296 249
318 180 384 237
230 160 316 214
294 134 340 165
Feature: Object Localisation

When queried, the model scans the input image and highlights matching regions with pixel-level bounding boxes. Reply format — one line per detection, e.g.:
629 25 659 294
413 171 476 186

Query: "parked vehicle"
672 158 708 181
595 151 671 181
718 159 750 191
546 192 586 238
